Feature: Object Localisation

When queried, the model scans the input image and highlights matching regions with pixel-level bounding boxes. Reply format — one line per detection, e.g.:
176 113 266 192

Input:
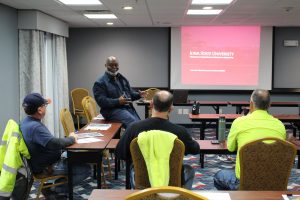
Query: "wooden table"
88 189 300 200
189 113 300 140
229 101 300 114
136 100 228 118
66 120 122 200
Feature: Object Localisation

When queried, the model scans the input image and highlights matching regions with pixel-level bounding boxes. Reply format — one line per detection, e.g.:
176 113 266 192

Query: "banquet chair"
71 88 89 129
239 137 296 190
125 186 208 200
130 135 184 189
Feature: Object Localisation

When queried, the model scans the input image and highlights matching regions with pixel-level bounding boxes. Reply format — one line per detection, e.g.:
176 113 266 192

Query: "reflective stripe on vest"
2 164 17 174
11 132 20 141
0 191 11 197
0 140 6 146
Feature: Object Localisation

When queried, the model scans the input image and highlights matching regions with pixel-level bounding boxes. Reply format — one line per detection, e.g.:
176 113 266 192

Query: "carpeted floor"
28 128 300 199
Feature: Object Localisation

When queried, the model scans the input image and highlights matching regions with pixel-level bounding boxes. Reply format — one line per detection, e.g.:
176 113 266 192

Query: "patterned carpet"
28 128 300 199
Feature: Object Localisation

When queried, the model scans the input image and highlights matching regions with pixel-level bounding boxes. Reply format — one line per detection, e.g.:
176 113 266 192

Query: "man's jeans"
51 158 91 193
130 164 195 190
214 169 240 190
109 107 140 129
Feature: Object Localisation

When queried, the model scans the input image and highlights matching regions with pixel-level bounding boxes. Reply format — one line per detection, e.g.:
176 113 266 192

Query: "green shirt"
227 110 286 179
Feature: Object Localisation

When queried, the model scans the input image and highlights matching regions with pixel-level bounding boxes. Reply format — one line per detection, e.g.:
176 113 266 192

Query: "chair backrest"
82 96 99 122
130 137 184 189
144 88 160 101
125 186 208 200
239 137 296 190
71 88 89 115
60 108 76 137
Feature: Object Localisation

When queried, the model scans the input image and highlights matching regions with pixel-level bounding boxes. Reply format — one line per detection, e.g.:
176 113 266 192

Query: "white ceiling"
1 0 300 27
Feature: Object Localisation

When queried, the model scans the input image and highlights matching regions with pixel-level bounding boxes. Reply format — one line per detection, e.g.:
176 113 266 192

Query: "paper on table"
77 138 103 144
196 192 231 200
77 132 104 139
85 123 111 130
282 194 300 200
93 114 104 120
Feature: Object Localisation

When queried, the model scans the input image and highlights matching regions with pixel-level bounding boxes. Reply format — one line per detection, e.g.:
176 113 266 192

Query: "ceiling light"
58 0 102 5
203 6 213 10
123 6 133 10
191 0 233 5
106 22 114 25
187 9 222 15
84 13 117 19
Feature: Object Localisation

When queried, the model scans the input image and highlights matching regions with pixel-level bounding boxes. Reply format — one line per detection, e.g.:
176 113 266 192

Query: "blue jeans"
109 107 140 128
214 169 240 190
130 164 195 190
51 158 91 193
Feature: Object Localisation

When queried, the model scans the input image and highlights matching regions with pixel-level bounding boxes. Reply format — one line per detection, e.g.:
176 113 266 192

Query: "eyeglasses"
43 103 49 107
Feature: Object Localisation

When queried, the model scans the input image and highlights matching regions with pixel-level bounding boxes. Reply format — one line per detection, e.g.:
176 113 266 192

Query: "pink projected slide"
181 26 261 86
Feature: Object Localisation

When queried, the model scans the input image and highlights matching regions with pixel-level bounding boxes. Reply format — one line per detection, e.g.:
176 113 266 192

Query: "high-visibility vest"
0 119 30 197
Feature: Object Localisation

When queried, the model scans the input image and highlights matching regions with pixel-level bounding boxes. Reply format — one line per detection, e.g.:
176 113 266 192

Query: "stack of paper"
93 114 104 120
77 132 104 139
77 138 103 144
85 123 111 131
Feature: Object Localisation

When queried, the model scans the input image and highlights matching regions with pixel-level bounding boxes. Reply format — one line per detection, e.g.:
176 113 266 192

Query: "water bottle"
196 102 201 114
192 101 198 115
218 116 226 143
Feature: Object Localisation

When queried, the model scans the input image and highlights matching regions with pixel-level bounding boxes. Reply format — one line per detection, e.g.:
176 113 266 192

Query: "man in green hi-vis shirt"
214 89 286 190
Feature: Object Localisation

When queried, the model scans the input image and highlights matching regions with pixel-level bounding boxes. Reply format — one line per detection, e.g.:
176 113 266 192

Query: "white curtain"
19 30 69 138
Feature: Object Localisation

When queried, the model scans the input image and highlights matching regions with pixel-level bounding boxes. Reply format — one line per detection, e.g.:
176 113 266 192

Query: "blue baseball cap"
22 93 51 110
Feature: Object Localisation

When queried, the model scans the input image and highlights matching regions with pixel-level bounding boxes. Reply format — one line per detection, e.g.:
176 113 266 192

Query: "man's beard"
106 70 118 76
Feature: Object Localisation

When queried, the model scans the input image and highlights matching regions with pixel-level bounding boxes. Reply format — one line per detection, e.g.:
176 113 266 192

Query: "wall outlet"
178 108 183 115
183 109 189 115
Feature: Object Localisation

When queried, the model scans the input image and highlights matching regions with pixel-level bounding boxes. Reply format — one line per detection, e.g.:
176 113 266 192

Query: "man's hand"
119 95 131 105
69 132 78 142
139 90 147 98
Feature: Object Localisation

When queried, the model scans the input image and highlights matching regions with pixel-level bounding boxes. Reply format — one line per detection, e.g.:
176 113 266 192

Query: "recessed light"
84 13 117 19
58 0 102 5
203 6 213 10
106 22 114 25
187 9 222 15
191 0 233 5
123 6 133 10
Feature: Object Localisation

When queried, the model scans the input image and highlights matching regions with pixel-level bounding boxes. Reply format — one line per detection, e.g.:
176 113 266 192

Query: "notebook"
173 90 189 104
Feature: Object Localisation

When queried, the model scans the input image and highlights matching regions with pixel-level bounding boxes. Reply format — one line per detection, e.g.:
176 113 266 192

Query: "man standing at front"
214 89 286 190
93 56 146 128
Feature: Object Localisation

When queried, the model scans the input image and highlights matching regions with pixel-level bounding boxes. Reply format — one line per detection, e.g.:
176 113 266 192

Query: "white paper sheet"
93 114 104 120
85 123 111 130
77 138 103 144
196 192 231 200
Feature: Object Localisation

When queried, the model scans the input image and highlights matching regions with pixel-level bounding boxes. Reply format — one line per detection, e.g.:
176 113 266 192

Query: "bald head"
106 56 118 65
250 89 270 110
153 90 173 112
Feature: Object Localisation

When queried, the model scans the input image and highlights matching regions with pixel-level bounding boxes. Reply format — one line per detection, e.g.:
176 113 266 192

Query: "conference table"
88 189 300 200
136 100 229 118
66 119 122 200
189 113 300 140
229 101 300 114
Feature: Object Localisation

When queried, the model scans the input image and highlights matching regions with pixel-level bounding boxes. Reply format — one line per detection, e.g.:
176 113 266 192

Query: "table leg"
68 154 73 200
200 154 204 168
126 160 131 189
200 121 206 140
144 105 149 119
97 156 102 189
298 155 300 169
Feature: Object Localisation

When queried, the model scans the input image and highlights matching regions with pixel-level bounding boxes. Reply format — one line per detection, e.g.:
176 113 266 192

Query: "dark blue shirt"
93 72 140 118
21 116 61 173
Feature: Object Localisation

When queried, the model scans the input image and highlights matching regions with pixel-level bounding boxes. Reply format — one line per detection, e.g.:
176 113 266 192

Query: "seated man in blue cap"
20 93 91 198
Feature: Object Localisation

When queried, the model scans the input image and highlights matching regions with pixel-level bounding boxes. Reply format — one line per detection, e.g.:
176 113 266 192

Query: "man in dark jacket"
20 93 91 198
116 90 200 189
93 56 146 128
